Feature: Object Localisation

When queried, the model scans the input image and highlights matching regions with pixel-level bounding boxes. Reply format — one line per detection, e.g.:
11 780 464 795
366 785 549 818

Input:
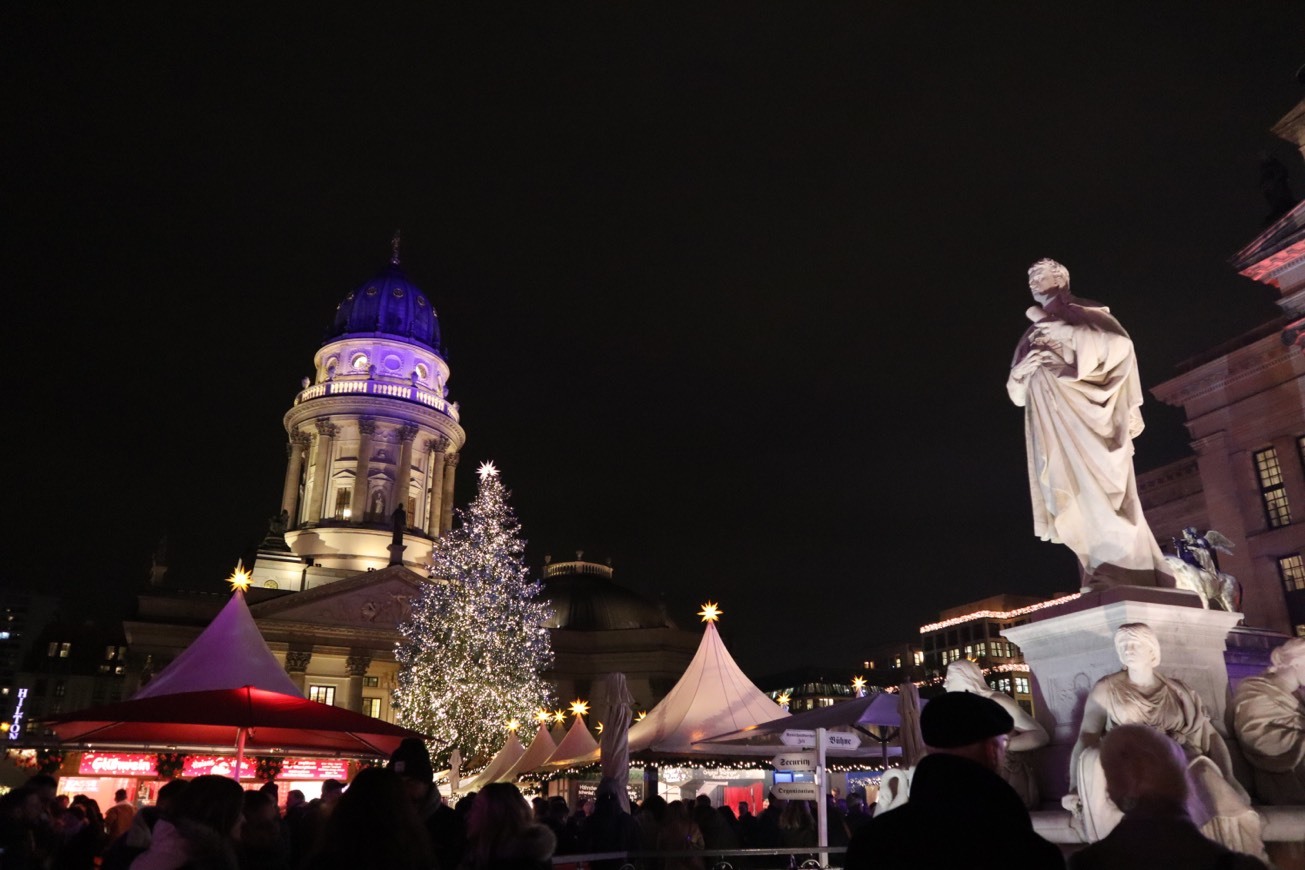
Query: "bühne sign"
780 729 862 750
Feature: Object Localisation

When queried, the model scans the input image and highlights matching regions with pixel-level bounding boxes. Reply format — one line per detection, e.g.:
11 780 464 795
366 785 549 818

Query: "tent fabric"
544 620 788 768
493 724 557 783
695 690 925 755
42 685 424 757
536 715 600 771
456 731 525 792
134 591 302 699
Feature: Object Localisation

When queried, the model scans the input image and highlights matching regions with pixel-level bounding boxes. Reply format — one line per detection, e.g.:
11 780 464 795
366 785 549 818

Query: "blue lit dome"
327 255 442 355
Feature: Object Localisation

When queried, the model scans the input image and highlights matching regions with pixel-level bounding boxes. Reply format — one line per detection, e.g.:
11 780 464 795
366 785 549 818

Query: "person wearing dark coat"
389 737 468 870
1067 724 1267 870
845 692 1064 870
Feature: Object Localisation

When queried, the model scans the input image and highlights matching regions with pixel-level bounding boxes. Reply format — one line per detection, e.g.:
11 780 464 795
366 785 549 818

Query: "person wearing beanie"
388 737 466 870
845 691 1064 870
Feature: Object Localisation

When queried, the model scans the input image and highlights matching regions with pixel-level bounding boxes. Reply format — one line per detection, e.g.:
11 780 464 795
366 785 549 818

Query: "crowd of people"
1 685 1286 870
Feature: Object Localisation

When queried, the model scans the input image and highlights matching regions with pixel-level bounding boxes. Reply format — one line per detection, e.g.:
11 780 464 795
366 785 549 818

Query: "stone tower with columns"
251 239 466 591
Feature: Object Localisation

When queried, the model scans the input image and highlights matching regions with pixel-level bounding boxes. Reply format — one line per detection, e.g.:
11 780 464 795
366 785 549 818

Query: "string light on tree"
393 461 554 768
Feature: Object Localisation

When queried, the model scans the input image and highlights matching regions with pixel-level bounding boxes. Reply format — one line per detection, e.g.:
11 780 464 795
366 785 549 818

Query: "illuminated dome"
541 557 674 631
327 247 442 354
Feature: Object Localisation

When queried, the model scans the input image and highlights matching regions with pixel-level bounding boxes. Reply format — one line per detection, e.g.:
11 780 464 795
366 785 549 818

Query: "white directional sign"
771 781 820 801
771 751 818 771
780 729 862 750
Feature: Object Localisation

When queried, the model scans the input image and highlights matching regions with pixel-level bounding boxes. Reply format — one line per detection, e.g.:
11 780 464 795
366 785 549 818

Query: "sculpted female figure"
1232 638 1305 805
943 659 1049 808
1064 623 1264 856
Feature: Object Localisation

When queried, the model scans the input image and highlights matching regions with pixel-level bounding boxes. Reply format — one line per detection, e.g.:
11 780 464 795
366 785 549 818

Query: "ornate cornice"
1152 340 1294 407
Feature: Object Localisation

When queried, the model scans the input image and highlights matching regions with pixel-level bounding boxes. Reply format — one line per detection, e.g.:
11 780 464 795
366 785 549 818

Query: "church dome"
541 558 673 631
326 251 442 354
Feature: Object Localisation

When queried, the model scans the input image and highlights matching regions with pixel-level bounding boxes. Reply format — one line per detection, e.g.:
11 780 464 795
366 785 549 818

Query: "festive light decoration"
852 676 867 693
697 601 722 623
477 461 499 480
506 719 521 732
596 721 604 734
569 699 590 718
917 593 1082 633
535 709 552 723
637 711 648 721
227 560 252 592
552 710 566 724
394 464 554 768
776 691 791 707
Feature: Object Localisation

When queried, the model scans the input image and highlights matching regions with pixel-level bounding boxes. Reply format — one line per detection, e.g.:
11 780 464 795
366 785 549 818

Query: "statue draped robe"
1232 675 1305 804
1007 297 1170 586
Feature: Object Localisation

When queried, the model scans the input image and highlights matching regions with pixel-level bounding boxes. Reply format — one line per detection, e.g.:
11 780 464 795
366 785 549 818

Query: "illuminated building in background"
858 640 925 690
1138 101 1305 638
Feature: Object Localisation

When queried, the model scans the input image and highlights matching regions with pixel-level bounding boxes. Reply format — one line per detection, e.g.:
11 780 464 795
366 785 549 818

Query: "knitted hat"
387 737 434 783
920 691 1014 748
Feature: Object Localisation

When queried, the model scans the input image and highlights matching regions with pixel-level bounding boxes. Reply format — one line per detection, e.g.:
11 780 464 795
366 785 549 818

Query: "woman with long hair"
461 782 555 870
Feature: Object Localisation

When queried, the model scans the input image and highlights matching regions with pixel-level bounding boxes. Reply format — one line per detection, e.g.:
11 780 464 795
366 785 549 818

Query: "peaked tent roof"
545 620 788 767
134 590 302 699
536 715 601 771
495 724 558 783
456 731 526 793
694 690 923 758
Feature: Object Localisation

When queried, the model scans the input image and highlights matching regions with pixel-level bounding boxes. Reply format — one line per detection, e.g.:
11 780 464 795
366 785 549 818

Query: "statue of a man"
1006 259 1172 590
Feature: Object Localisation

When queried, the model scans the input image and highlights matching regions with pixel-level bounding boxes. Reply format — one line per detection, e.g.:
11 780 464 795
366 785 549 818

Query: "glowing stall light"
227 560 252 593
535 709 553 724
917 593 1082 634
569 699 589 718
852 676 867 697
506 719 521 732
636 711 648 721
776 691 791 708
697 601 722 623
552 710 566 724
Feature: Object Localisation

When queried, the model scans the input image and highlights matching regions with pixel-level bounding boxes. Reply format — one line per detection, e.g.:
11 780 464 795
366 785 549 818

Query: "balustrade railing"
293 379 459 421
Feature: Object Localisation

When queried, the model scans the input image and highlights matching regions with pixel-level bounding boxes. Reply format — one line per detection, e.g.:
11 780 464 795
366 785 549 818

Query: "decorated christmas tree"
394 461 554 767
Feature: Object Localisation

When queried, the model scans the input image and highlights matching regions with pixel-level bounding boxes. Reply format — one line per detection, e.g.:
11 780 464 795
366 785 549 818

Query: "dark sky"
6 4 1301 677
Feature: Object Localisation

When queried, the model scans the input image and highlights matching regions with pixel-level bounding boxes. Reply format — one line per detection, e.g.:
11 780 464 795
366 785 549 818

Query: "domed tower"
253 238 466 589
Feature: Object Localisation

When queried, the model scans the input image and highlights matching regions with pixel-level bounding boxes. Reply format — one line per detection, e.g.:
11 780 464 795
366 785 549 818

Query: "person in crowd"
945 658 1049 808
733 801 757 850
531 797 548 824
633 794 666 870
581 778 637 870
103 780 187 870
303 767 432 870
105 789 137 844
845 691 1064 870
54 802 103 870
842 793 871 837
1067 724 1267 870
388 737 467 870
461 782 556 870
778 799 815 862
693 799 738 855
0 786 48 869
655 801 703 870
131 774 245 870
239 789 290 870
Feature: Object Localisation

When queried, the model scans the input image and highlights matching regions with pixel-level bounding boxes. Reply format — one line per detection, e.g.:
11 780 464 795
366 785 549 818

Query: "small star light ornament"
698 601 722 623
227 560 252 593
506 719 521 732
477 461 499 481
536 709 553 724
852 676 868 697
569 699 590 718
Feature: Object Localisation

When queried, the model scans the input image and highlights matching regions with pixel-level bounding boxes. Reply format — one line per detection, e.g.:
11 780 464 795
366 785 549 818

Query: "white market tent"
133 586 302 699
536 617 788 769
536 715 600 771
454 729 525 793
491 723 558 783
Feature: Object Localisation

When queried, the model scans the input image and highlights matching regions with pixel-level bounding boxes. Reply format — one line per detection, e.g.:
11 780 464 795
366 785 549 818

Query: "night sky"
6 5 1301 677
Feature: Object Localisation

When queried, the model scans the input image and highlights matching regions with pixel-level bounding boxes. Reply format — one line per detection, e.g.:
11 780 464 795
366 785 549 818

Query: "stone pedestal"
1002 586 1242 803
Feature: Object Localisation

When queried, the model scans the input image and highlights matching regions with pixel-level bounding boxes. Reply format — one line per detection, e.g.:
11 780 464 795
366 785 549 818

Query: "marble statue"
1064 623 1265 856
944 659 1049 808
1232 638 1305 805
1006 259 1172 590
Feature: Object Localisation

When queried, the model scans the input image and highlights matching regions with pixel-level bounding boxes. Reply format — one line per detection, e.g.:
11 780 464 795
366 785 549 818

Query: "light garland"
918 593 1082 634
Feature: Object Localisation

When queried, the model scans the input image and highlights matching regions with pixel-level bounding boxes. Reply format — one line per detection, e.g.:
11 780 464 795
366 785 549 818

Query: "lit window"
47 642 58 657
407 495 417 520
1280 555 1305 592
975 642 987 658
114 665 124 675
1255 447 1292 528
867 661 875 670
363 676 380 688
334 487 352 520
363 697 381 718
105 646 115 660
54 681 66 697
59 642 70 658
913 651 923 666
351 353 369 371
309 685 336 706
415 363 429 382
1014 676 1031 694
893 656 902 669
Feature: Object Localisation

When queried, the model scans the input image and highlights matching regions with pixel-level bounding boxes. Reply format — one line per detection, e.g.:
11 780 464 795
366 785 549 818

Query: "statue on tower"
1006 259 1172 591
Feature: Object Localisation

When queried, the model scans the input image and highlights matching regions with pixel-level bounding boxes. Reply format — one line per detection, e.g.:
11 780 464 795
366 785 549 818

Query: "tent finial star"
228 560 251 593
697 601 722 623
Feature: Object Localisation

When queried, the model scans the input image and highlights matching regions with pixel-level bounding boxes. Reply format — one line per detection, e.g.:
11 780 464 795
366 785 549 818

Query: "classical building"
1139 100 1305 638
121 245 696 726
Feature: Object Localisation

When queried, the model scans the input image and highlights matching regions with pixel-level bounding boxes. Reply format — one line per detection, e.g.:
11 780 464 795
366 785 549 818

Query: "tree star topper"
698 601 722 623
227 560 252 592
477 461 499 480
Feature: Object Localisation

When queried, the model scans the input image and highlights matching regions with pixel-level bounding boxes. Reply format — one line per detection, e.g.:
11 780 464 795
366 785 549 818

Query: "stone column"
280 430 311 523
392 424 419 519
345 653 372 713
350 418 376 522
440 453 460 534
285 649 313 695
425 437 448 537
306 419 338 524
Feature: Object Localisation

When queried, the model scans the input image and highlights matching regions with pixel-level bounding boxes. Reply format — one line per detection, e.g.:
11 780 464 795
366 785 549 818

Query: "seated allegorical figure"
1232 637 1305 805
1063 623 1265 858
944 659 1049 808
1067 725 1267 870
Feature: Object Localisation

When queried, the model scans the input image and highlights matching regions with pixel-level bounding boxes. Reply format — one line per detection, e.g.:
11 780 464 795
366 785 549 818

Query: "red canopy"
42 685 424 758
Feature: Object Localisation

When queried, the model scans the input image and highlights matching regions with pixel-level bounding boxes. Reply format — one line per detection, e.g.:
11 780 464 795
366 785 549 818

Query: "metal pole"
234 727 247 782
816 726 828 866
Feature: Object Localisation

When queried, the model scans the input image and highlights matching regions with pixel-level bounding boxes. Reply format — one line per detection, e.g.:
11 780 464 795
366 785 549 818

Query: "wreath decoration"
255 755 283 782
155 752 186 779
